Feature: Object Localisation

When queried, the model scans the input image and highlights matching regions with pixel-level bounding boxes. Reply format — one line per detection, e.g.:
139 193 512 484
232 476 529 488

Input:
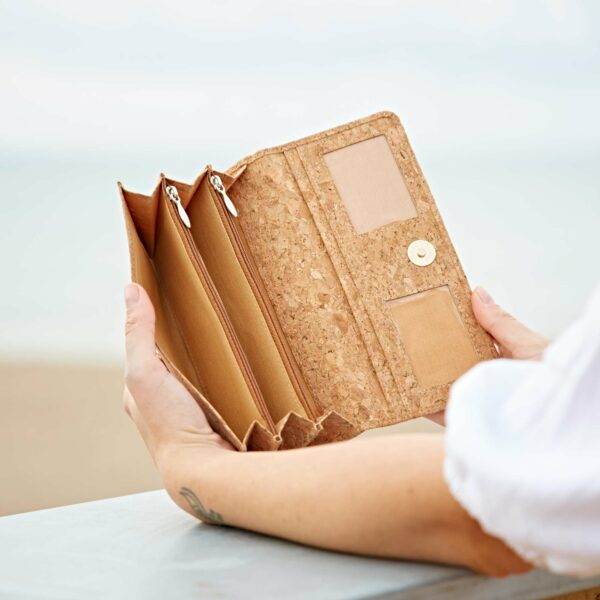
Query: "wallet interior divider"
120 111 497 451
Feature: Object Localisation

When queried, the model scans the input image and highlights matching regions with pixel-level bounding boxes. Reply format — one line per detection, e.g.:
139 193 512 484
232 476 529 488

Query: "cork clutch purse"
120 111 496 451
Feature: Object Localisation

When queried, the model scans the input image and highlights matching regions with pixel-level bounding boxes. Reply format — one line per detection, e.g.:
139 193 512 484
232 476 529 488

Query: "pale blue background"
1 0 598 362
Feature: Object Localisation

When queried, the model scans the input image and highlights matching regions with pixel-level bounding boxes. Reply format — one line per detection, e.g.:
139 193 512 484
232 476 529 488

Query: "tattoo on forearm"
179 487 224 525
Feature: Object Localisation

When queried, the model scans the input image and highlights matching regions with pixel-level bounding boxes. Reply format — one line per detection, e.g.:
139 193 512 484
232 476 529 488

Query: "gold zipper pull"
209 172 238 217
166 185 191 228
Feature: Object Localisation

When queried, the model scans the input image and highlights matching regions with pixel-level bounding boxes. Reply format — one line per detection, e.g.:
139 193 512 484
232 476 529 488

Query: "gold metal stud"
407 240 436 267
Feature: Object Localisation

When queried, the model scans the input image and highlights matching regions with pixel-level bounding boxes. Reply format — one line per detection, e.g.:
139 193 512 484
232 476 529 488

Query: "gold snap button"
407 240 436 267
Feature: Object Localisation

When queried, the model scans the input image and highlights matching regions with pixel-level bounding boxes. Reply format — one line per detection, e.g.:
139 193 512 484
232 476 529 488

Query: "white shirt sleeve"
444 284 600 578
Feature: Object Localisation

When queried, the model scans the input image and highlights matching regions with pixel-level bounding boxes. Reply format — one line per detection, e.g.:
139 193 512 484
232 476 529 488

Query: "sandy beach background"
0 362 441 516
0 362 160 515
2 1 598 516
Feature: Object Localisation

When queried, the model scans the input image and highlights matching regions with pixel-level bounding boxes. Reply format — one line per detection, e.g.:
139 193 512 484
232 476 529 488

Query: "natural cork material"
120 112 497 451
226 112 497 427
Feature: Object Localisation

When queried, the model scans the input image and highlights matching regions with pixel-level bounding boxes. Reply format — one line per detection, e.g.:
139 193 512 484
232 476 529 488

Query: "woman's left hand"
122 284 231 490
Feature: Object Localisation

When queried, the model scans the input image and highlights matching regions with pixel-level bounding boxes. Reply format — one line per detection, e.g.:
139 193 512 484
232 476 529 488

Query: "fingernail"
475 286 494 304
125 284 139 309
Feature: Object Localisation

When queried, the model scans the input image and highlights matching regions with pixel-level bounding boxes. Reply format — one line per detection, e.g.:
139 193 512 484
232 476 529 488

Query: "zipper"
207 167 318 420
208 171 238 217
163 180 275 431
166 185 191 228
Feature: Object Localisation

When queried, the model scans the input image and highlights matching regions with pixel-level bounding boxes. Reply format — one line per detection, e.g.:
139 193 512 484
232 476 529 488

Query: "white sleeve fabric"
444 284 600 578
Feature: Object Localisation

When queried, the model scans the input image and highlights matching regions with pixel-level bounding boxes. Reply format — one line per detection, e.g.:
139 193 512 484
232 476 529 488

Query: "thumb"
124 283 166 389
472 287 549 360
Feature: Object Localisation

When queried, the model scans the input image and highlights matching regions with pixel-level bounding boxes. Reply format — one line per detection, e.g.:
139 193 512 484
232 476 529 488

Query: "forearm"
160 434 529 575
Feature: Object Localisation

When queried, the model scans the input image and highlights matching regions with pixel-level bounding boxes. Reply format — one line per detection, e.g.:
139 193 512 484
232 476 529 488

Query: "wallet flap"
227 111 497 423
290 113 496 414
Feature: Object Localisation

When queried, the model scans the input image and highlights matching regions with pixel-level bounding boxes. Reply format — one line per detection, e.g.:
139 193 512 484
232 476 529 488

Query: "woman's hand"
471 287 550 360
427 286 551 425
123 284 231 496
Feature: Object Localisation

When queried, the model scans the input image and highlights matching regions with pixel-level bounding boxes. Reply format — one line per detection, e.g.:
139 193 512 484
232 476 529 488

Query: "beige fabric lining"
321 135 417 234
386 286 478 388
151 185 269 438
183 175 309 422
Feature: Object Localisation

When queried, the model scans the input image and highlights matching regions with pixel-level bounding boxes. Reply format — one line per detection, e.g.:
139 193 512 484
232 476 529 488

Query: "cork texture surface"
226 152 393 428
228 111 497 424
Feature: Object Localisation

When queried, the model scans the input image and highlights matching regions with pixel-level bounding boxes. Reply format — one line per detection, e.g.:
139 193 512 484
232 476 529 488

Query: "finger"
122 386 133 418
124 283 166 387
471 287 547 359
123 386 156 454
426 410 446 427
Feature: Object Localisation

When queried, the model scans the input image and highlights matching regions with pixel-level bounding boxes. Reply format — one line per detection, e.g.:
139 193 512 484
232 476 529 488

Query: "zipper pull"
166 185 191 228
209 172 238 217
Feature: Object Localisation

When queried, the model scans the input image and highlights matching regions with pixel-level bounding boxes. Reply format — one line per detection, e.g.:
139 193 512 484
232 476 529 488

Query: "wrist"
158 442 236 525
155 435 232 490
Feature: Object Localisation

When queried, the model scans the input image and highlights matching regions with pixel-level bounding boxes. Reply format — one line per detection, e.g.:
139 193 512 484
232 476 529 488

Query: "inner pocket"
323 135 417 235
386 286 479 388
180 171 316 424
147 182 273 440
120 186 198 386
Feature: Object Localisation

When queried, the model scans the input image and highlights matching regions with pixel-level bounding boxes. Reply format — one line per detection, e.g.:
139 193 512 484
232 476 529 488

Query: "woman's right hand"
471 286 550 360
428 286 550 425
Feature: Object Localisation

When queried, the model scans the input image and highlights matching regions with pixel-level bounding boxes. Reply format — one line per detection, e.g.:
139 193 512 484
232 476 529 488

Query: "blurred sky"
1 0 599 363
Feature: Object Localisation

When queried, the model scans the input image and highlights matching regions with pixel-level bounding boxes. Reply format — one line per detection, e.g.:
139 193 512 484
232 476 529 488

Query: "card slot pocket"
179 170 318 425
386 286 479 389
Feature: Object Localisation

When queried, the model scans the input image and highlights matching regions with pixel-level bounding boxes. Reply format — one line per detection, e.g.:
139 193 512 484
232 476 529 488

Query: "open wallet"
119 111 497 451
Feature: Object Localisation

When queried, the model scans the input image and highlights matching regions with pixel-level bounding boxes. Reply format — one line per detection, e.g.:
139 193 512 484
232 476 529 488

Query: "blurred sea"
1 142 597 364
